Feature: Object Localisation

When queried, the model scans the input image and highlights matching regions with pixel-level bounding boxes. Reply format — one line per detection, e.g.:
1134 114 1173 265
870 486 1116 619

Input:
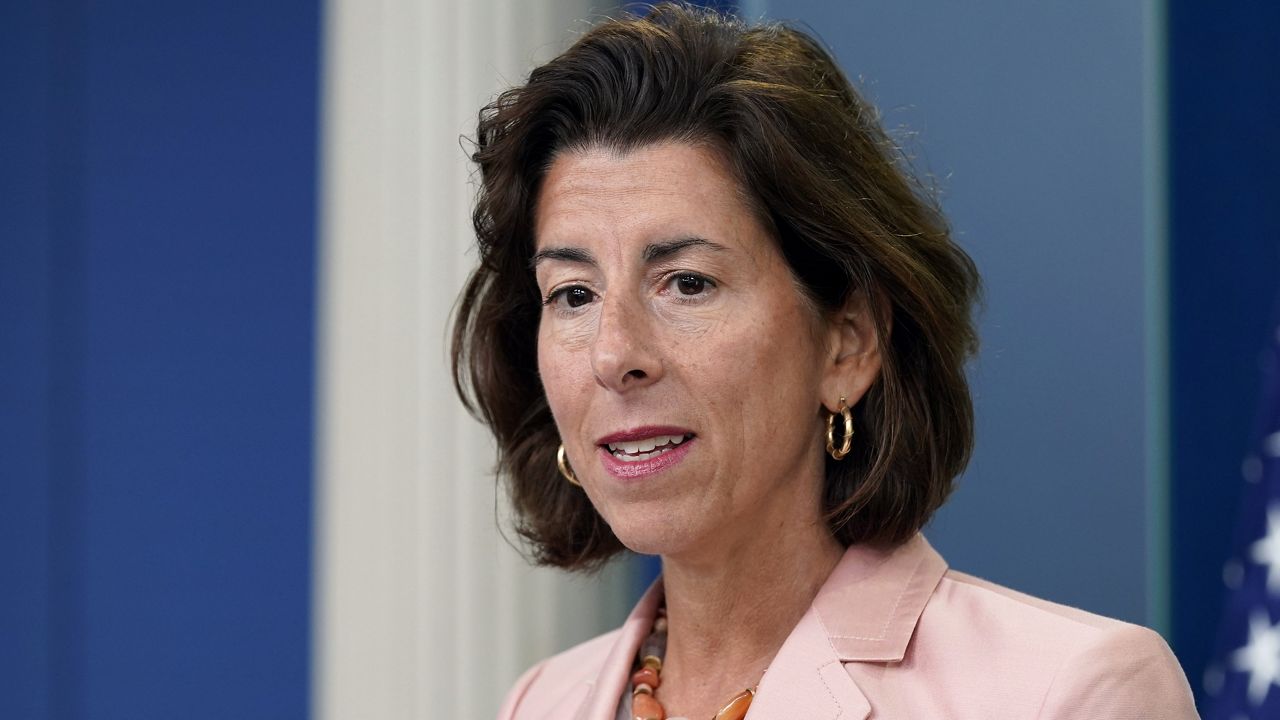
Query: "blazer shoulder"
1036 620 1199 718
930 571 1197 718
496 628 622 720
940 570 1135 631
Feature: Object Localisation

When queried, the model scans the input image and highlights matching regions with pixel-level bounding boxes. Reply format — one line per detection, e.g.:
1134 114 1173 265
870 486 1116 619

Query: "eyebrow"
529 246 595 269
529 236 728 270
643 236 728 262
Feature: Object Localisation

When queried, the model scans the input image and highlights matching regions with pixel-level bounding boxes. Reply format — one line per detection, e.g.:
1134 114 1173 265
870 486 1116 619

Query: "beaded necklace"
628 605 756 720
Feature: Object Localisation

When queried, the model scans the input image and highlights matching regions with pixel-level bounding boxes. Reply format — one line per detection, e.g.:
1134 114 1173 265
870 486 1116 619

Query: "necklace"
629 605 756 720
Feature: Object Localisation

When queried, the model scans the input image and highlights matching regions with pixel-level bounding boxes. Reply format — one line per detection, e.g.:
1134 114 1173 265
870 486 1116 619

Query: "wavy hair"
452 3 981 570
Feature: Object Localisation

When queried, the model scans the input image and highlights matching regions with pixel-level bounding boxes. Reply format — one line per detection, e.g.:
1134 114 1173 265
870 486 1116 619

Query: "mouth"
595 426 697 478
603 433 695 462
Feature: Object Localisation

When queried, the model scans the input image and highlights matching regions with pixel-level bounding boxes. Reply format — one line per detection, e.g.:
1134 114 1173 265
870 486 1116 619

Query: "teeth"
607 434 689 460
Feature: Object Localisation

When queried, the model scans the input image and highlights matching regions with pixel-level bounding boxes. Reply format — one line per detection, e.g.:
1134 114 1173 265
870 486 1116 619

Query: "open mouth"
604 433 694 462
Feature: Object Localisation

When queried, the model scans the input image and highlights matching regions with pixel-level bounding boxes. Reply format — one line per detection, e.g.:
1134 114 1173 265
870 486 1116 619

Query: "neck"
655 489 843 718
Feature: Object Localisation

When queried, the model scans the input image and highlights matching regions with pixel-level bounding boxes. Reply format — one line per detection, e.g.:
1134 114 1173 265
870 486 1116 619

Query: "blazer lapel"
745 606 871 720
578 535 946 720
573 578 664 720
748 534 947 719
814 534 948 663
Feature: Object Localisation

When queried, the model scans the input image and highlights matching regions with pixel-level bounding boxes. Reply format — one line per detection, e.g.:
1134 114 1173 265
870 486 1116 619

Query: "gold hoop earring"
557 444 581 486
826 396 854 461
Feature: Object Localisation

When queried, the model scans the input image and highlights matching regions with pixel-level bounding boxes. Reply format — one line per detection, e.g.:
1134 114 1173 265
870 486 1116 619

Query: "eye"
545 284 597 309
668 273 714 297
564 286 594 307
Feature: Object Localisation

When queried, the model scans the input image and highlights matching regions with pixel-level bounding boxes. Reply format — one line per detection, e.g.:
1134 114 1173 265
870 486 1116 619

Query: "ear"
820 288 889 413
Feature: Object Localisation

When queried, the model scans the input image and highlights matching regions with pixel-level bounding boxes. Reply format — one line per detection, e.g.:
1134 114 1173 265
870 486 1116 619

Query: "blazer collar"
814 532 949 662
748 533 948 719
573 534 947 720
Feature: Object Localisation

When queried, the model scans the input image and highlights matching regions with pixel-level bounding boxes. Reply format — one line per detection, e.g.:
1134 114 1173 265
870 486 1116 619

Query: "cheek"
537 321 591 429
541 309 596 352
655 299 723 338
711 302 824 434
536 326 567 415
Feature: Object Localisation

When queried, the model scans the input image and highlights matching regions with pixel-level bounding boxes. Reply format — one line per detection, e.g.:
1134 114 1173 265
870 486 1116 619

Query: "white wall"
313 1 632 717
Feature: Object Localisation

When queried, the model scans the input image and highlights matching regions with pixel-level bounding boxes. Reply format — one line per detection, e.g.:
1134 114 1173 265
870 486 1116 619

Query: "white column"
313 1 633 718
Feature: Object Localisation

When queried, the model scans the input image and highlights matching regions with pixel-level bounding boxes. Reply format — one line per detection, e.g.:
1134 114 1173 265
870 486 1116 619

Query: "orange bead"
631 691 665 720
713 689 754 720
631 666 660 689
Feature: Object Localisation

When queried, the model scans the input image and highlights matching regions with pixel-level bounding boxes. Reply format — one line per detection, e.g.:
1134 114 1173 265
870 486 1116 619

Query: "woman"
453 5 1197 719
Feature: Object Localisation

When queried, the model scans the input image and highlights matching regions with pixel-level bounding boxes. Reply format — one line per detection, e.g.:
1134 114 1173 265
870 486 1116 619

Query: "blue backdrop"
1 1 319 717
769 0 1154 624
4 0 1277 717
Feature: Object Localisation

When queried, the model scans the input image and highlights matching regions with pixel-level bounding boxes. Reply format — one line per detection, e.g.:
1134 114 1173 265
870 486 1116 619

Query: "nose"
590 293 663 393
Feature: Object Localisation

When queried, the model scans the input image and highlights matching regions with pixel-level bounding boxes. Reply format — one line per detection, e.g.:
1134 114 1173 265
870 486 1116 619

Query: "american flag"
1205 320 1280 719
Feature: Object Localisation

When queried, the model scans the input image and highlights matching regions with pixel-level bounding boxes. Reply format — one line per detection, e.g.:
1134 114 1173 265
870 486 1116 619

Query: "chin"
599 502 705 558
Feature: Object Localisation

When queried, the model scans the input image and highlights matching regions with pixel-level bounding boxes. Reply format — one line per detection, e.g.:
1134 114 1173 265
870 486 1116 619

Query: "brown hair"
452 3 981 570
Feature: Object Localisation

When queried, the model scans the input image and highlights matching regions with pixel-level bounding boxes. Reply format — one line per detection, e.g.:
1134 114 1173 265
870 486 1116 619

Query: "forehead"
533 142 761 251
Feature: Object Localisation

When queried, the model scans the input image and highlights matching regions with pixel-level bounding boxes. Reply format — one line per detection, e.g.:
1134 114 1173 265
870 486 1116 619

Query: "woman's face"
533 141 878 560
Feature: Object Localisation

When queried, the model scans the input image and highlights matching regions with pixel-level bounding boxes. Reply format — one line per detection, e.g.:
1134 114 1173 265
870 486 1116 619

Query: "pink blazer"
498 534 1198 719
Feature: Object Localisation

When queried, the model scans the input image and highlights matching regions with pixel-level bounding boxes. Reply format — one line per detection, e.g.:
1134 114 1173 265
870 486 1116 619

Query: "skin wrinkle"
531 140 884 719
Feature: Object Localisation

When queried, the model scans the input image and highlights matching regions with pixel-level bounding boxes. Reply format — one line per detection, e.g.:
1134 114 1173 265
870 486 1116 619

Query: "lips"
595 426 696 479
